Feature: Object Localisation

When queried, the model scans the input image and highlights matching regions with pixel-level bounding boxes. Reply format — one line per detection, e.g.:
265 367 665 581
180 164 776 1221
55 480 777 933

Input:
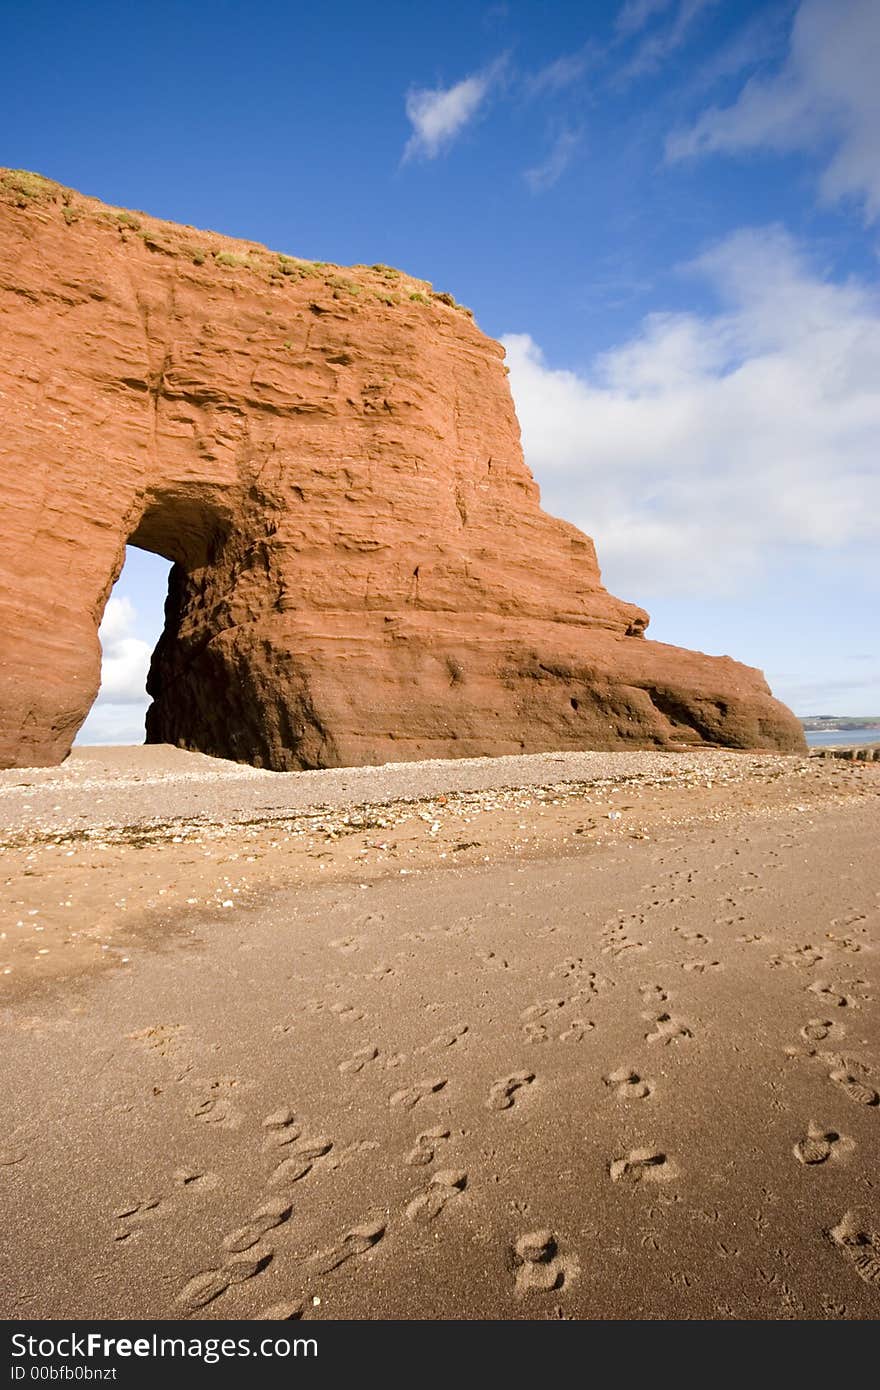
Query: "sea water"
804 727 879 747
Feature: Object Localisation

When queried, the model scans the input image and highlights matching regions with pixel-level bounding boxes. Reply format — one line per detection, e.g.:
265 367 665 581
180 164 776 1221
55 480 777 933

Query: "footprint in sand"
512 1230 579 1294
553 956 585 981
520 1000 565 1044
325 1140 381 1173
778 944 826 968
479 950 510 971
112 1169 219 1243
800 1018 843 1044
263 1109 297 1130
112 1194 163 1241
610 1148 678 1185
192 1078 243 1130
405 1169 467 1224
308 1218 385 1274
826 935 866 957
270 1136 333 1188
486 1072 535 1112
113 1195 163 1222
261 1109 301 1152
682 959 721 974
338 1046 379 1075
177 1245 273 1315
602 935 645 959
176 1269 231 1314
830 1211 880 1289
577 971 613 1000
330 1002 366 1024
368 962 396 982
643 1012 693 1046
559 1019 594 1043
793 1124 853 1166
808 981 854 1009
829 1066 879 1107
405 1126 451 1167
420 1024 469 1053
222 1197 294 1253
639 983 669 1004
604 1067 653 1101
389 1078 447 1112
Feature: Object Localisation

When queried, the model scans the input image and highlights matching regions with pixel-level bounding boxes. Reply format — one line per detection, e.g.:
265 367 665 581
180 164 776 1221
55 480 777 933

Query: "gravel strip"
0 743 804 840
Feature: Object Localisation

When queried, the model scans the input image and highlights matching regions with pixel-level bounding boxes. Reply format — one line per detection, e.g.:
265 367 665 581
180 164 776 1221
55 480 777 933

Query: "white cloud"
524 129 582 192
403 58 505 161
75 595 151 745
667 0 880 220
503 225 880 597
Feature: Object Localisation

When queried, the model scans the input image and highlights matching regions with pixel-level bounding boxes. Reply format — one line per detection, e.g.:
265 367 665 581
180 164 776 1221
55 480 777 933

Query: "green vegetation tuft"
192 248 206 265
0 170 60 206
408 291 431 305
371 263 401 280
374 291 398 306
277 255 323 279
427 288 474 316
116 211 141 230
62 206 81 226
215 251 248 269
328 275 362 296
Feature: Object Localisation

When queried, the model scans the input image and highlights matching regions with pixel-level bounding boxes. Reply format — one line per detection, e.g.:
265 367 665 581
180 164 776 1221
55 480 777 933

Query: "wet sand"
1 746 878 1320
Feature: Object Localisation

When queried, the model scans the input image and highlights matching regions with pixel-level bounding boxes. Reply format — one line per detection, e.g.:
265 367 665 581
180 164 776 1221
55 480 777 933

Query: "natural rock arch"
0 171 805 769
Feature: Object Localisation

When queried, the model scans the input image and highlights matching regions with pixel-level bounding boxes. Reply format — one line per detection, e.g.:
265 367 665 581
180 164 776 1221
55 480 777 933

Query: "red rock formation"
0 170 805 769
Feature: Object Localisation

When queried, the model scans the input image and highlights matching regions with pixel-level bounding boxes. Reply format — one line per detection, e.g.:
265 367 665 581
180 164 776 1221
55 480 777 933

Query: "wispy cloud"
503 226 880 598
667 0 880 220
403 57 506 162
525 48 593 98
524 129 583 192
621 0 720 78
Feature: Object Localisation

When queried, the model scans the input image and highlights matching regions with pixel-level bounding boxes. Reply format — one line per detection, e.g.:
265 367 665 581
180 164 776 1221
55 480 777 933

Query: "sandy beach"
1 745 878 1320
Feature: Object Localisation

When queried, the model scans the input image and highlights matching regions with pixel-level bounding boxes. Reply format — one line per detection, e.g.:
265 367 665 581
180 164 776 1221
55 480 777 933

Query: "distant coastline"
798 715 879 749
800 715 880 731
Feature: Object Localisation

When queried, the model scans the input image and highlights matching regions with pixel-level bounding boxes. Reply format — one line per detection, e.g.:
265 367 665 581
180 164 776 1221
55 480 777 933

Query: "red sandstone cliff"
0 170 805 769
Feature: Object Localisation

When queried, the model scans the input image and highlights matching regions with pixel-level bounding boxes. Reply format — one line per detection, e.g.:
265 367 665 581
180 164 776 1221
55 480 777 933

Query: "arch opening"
75 547 172 747
72 483 239 754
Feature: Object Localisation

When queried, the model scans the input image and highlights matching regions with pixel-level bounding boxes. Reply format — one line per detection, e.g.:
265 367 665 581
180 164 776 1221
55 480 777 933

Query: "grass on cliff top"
0 168 475 318
0 169 62 206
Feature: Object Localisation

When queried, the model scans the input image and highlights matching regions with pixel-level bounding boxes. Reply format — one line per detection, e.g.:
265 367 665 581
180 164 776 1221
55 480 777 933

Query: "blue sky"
2 0 877 739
